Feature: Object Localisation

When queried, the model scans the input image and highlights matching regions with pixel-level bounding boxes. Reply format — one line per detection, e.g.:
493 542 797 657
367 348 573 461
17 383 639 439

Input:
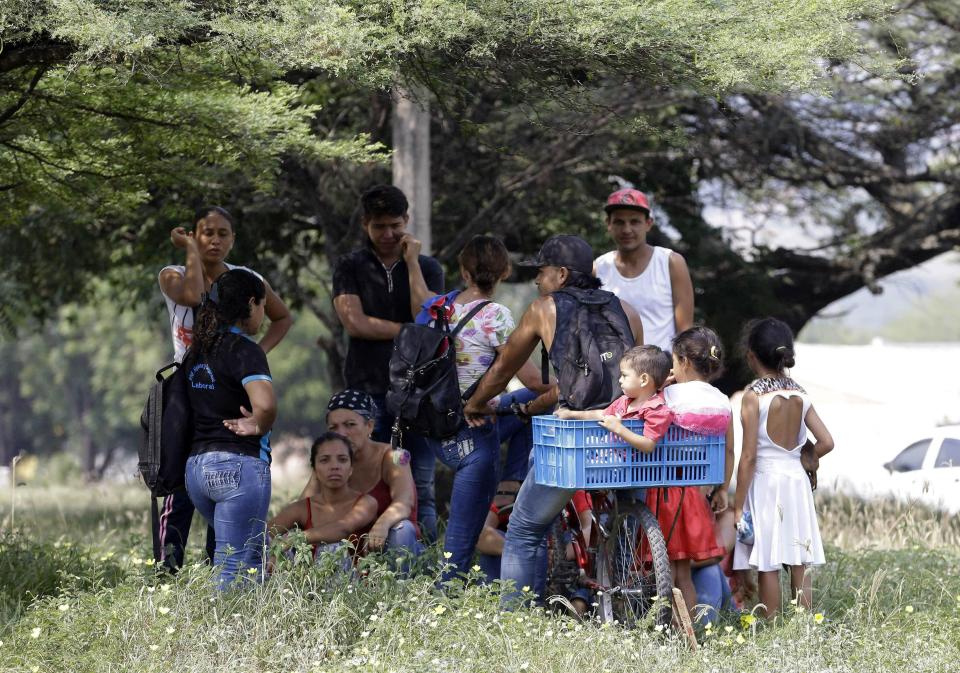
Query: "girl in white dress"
733 318 834 618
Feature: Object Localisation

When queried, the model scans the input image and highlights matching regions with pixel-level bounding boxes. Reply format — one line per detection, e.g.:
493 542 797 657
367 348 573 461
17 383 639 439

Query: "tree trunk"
392 86 432 252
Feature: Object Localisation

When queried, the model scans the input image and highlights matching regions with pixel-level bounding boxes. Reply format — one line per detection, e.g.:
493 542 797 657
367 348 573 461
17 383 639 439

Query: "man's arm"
420 255 445 294
620 298 645 345
669 252 694 335
331 254 403 340
464 298 549 416
333 294 403 340
400 236 434 317
259 281 293 354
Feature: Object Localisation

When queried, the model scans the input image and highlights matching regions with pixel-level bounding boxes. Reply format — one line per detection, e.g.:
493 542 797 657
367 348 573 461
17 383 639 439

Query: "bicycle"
532 416 726 630
545 488 673 627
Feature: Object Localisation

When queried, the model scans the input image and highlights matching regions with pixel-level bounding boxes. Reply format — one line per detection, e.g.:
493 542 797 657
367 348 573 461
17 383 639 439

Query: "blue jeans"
478 528 548 597
185 451 271 590
496 389 539 483
370 394 438 542
431 421 500 581
692 563 733 624
500 468 577 606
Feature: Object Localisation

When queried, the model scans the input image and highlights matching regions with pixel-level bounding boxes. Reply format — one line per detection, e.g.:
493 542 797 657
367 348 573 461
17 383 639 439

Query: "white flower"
165 627 176 635
31 627 41 639
149 645 159 651
157 607 170 615
58 604 69 612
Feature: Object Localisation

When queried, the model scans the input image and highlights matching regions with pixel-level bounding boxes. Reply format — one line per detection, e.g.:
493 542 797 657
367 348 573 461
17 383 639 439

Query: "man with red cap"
594 188 694 351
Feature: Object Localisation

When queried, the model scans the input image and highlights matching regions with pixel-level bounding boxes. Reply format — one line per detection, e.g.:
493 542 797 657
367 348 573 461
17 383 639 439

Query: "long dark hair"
742 318 796 373
191 268 265 356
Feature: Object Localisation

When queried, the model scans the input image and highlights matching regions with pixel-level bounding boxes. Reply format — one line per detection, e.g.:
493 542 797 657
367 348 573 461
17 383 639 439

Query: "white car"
882 425 960 514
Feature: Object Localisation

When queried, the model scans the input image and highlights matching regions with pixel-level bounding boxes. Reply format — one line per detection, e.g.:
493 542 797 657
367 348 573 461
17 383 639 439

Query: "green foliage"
0 533 127 625
0 285 330 467
1 0 887 325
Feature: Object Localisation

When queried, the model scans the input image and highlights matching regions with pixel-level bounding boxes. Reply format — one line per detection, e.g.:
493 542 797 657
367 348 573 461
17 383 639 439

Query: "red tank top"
356 479 419 540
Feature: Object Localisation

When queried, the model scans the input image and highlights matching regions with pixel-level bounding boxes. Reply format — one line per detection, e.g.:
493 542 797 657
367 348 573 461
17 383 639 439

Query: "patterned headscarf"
326 389 378 420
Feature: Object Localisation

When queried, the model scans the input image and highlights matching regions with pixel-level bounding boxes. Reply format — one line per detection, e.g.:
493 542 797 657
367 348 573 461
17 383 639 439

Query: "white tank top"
159 262 261 363
594 246 675 351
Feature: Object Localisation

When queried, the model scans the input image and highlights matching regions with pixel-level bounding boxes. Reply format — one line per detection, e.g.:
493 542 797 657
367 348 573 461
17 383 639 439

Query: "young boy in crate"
555 345 673 451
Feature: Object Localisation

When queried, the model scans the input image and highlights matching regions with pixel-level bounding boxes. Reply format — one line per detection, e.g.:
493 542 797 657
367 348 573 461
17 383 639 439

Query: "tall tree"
2 0 885 323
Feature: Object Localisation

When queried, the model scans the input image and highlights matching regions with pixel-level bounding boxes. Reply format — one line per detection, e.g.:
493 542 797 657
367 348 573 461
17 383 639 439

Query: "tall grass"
2 485 959 672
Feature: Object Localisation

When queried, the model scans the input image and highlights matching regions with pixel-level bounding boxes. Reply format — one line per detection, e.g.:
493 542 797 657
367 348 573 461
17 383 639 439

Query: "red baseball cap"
604 188 650 214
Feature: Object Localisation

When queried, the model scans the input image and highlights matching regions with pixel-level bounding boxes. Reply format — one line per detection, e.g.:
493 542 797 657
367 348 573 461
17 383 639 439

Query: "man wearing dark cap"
332 184 444 539
463 234 643 603
595 188 694 351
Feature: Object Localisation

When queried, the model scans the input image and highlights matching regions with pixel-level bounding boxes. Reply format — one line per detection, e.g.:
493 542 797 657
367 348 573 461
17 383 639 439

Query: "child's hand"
800 440 819 490
598 415 625 434
800 440 819 472
710 488 729 513
555 407 574 419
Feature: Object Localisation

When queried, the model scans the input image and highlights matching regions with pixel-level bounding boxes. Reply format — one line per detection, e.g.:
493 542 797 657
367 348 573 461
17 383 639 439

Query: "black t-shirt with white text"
184 330 273 461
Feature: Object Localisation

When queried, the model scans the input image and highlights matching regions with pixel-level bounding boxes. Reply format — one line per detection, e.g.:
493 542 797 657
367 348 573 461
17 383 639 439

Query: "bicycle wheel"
545 516 580 602
602 500 673 628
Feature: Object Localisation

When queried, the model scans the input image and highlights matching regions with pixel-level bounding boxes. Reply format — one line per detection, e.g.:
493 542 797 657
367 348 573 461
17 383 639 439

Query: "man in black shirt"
332 184 444 539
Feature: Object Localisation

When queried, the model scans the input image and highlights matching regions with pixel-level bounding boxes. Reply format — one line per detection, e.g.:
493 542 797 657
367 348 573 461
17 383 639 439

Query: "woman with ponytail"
153 206 291 573
183 268 277 589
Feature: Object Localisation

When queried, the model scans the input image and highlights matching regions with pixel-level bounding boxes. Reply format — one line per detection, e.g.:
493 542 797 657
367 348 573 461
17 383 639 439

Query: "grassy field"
2 483 959 672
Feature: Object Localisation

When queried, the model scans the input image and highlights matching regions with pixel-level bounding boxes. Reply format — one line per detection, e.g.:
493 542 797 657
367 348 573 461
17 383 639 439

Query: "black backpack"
547 287 635 410
139 362 193 497
386 299 491 440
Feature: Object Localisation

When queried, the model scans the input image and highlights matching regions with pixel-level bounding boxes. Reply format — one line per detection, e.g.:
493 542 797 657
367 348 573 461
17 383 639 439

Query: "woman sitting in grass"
269 432 377 561
300 391 420 553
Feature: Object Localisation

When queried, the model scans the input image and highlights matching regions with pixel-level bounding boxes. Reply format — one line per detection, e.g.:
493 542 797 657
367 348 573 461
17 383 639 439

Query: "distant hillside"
800 252 960 344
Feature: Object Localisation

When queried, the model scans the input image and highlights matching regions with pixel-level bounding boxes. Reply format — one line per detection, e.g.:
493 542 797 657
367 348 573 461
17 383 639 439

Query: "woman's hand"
366 521 390 552
170 226 195 249
223 406 261 436
554 407 574 419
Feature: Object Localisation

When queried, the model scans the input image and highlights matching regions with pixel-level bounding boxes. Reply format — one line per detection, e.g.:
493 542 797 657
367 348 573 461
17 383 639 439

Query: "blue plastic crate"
533 415 725 489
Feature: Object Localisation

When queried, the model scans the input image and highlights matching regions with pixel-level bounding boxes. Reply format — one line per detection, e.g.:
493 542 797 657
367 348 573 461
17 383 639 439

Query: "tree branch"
0 65 47 126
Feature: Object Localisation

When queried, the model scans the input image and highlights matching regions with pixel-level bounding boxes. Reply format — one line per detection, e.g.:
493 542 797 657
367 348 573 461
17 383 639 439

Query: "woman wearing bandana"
300 390 420 553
